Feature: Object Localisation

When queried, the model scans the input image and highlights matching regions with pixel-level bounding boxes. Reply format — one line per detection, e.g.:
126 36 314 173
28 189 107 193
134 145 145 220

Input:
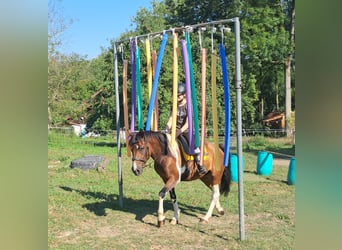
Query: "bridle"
131 143 149 165
132 156 146 164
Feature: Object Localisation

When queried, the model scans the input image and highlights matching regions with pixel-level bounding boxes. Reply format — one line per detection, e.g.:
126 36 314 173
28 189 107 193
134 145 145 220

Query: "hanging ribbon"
219 43 231 166
211 51 220 172
152 50 158 131
181 39 194 153
145 38 154 130
171 32 179 146
130 39 136 132
145 33 168 131
136 46 143 129
200 48 206 165
122 60 130 157
185 32 200 152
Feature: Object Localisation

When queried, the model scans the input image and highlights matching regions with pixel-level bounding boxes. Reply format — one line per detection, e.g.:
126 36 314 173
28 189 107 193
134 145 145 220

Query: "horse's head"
128 130 150 176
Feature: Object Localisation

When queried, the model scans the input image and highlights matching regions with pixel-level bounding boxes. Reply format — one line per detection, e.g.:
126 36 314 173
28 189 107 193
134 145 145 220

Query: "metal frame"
113 17 245 240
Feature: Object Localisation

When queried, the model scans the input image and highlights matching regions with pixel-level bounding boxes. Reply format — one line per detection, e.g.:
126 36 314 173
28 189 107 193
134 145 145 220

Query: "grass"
48 132 295 249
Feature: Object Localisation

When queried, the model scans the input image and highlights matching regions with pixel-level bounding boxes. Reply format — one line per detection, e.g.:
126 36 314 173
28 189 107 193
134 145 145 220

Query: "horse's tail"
219 144 231 197
220 165 231 197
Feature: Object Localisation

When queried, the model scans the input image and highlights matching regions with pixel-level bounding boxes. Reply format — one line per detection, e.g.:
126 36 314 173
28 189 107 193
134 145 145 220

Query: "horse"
128 130 231 227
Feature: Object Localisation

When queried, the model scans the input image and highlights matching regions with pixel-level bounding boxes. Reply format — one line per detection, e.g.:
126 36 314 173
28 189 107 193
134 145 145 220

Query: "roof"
262 111 285 123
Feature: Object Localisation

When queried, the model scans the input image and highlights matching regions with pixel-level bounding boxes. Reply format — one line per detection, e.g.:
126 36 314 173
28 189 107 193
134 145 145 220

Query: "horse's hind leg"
201 184 221 223
215 198 224 215
169 188 180 225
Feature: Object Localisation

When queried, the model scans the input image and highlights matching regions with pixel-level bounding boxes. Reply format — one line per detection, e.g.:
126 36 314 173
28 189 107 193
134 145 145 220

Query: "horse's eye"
135 144 144 150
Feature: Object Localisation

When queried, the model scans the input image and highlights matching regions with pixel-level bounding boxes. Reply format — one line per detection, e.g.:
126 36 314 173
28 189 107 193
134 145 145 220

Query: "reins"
132 157 146 164
131 142 150 165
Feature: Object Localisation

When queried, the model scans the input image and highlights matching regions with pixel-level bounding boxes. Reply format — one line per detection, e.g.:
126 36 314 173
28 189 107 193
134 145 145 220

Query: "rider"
165 82 207 175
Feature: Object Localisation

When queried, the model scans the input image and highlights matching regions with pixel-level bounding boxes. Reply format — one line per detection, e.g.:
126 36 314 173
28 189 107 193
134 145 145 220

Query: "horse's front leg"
157 186 170 226
157 192 166 227
169 188 180 225
157 177 179 227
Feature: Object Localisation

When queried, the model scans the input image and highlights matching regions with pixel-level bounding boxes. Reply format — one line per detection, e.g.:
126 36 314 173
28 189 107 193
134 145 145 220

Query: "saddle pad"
177 135 208 161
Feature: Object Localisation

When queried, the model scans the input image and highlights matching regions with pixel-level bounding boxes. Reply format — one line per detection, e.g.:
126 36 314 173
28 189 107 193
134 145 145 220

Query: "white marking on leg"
202 184 220 222
171 199 180 224
215 185 224 215
158 196 165 222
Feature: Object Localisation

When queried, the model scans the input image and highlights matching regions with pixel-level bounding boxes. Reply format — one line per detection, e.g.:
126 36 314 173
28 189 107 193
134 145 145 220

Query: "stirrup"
197 164 207 175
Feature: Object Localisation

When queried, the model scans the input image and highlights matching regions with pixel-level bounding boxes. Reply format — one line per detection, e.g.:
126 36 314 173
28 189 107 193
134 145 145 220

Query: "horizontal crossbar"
114 18 237 44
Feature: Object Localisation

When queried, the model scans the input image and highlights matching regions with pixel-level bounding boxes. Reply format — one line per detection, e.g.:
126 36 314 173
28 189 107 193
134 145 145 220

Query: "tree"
85 50 116 131
48 54 92 126
48 0 74 126
163 0 261 130
283 0 295 135
48 0 295 134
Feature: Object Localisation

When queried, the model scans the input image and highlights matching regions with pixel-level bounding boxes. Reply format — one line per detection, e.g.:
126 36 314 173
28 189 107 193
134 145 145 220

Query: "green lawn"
48 132 295 249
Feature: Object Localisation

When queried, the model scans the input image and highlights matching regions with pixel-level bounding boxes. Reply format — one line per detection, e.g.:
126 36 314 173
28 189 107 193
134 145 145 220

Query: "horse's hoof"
199 217 209 224
157 219 165 227
218 210 225 216
170 218 178 225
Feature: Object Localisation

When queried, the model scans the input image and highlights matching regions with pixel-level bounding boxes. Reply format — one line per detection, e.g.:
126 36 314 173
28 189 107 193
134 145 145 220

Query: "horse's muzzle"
132 167 143 176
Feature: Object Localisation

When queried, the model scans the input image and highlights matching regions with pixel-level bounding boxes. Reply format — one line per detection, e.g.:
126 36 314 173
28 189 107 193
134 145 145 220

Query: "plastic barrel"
287 157 296 185
256 151 273 176
230 154 244 183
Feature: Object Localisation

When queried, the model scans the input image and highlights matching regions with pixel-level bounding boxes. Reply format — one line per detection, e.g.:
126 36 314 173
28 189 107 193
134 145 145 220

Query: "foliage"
247 134 267 149
48 0 295 133
48 54 92 125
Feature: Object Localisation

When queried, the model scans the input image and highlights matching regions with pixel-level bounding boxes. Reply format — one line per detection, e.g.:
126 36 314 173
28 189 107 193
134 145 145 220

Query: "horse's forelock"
137 130 146 142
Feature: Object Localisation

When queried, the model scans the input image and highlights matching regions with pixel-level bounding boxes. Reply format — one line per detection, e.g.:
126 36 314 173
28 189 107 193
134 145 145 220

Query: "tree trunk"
285 1 295 137
276 85 279 110
285 57 292 135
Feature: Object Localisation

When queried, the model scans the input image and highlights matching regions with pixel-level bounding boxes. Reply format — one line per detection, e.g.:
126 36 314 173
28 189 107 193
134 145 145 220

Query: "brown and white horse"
128 130 231 227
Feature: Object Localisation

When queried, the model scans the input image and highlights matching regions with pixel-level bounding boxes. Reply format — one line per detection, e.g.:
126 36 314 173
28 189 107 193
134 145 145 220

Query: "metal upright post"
114 42 123 208
234 17 245 240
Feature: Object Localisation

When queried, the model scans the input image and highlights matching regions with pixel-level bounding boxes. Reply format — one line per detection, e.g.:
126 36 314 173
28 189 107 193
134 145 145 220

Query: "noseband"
132 157 146 164
131 143 149 165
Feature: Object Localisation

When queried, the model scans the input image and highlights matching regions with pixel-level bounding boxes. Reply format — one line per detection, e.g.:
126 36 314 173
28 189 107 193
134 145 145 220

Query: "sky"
58 0 153 59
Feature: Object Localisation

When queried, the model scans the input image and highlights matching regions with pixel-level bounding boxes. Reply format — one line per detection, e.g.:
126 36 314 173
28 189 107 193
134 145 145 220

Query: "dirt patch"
273 158 290 166
48 160 61 168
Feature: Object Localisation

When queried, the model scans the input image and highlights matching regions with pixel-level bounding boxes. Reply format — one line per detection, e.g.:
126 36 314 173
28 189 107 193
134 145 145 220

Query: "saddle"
177 133 208 161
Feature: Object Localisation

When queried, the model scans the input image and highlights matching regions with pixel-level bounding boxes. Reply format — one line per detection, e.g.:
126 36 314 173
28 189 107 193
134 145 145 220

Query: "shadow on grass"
60 185 208 227
245 147 294 160
243 170 289 185
265 176 289 185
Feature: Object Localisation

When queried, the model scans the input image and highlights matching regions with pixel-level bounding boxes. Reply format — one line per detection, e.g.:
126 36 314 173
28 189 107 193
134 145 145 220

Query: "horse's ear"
128 131 135 144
